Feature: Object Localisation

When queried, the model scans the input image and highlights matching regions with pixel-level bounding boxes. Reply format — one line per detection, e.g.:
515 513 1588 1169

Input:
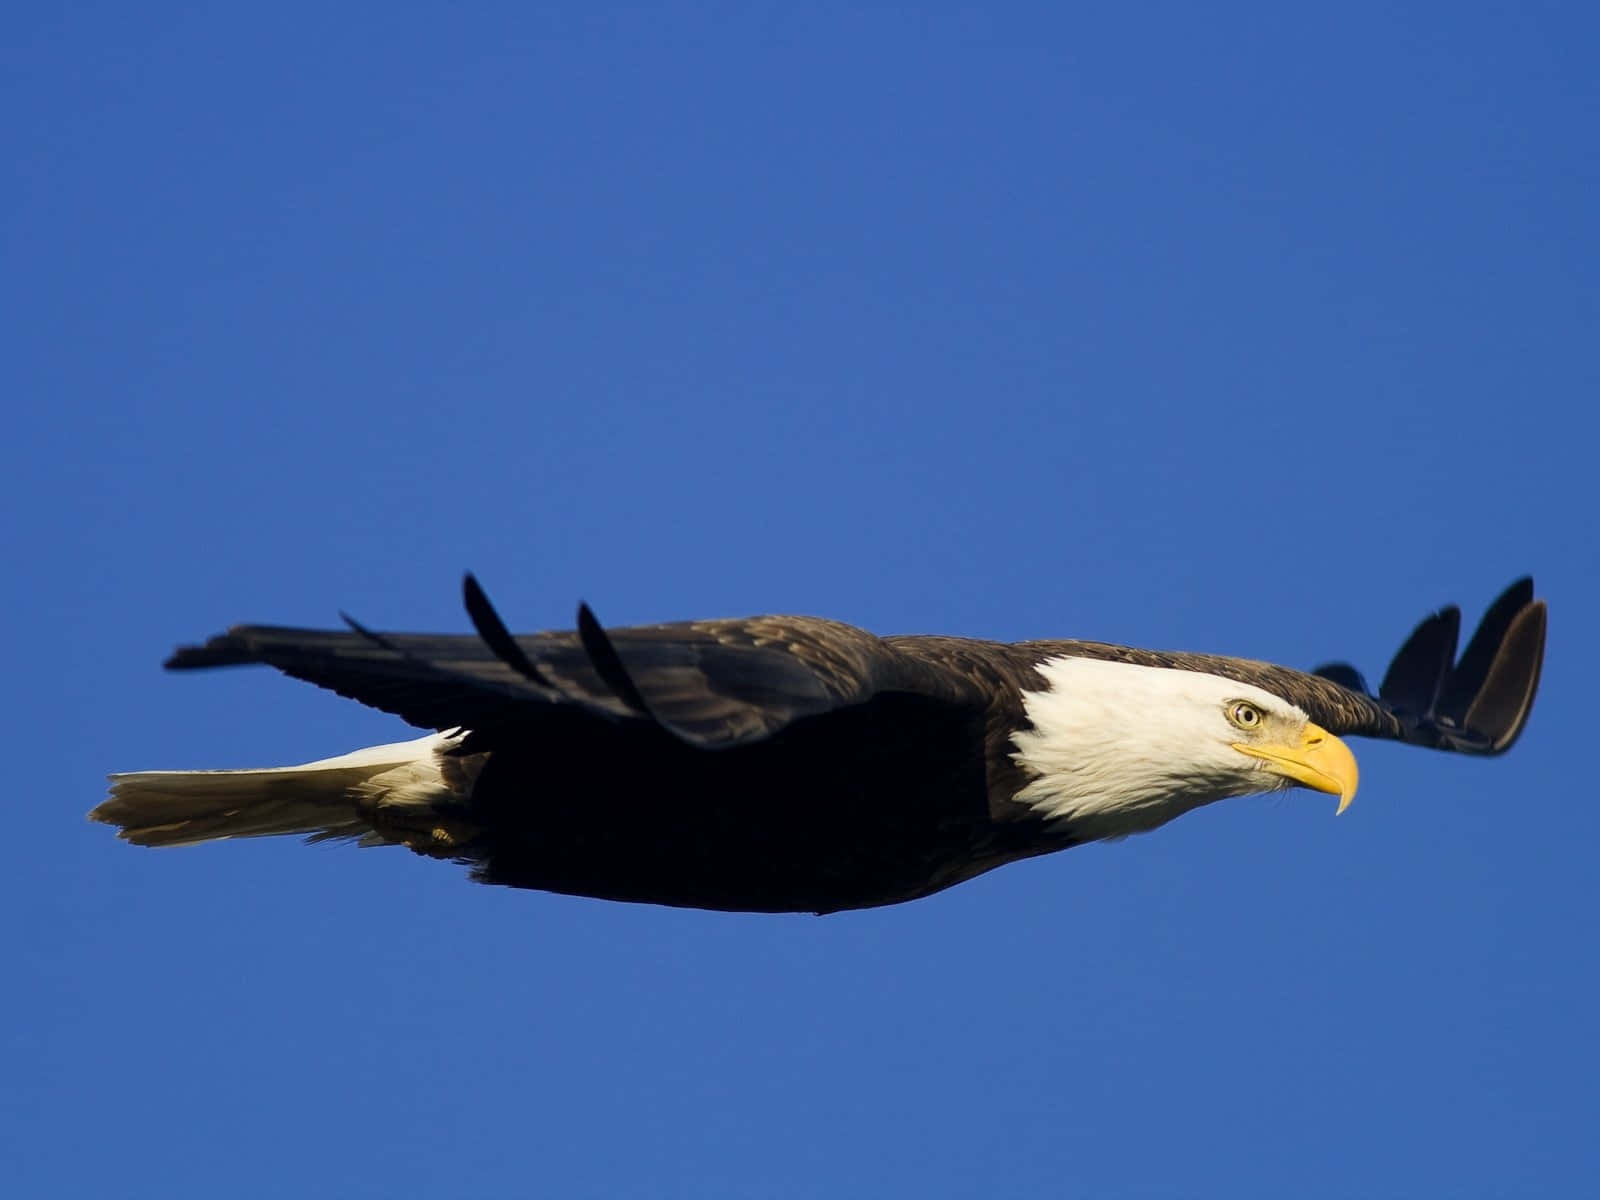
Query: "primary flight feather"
95 576 1545 913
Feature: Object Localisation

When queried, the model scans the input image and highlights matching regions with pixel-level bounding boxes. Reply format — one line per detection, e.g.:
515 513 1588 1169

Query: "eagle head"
1009 656 1359 842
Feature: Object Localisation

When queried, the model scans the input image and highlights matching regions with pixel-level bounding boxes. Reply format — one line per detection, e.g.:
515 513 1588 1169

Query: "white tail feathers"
94 733 479 850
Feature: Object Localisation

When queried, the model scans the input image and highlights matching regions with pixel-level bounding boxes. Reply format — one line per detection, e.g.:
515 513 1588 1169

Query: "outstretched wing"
164 575 944 748
1302 576 1546 754
164 574 1546 757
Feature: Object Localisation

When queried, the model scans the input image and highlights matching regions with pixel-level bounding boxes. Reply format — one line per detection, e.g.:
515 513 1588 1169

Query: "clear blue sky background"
7 4 1596 1196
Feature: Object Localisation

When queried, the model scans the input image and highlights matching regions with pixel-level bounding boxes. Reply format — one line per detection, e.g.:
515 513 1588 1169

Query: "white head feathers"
1009 656 1312 842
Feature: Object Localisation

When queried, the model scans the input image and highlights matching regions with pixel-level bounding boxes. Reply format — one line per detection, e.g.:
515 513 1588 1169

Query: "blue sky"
7 3 1597 1196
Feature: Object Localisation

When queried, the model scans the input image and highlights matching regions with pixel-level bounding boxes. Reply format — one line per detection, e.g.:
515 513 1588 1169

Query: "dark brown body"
460 693 1068 912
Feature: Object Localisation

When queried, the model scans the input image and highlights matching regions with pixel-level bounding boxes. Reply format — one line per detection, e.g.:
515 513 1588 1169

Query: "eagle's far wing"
1301 576 1545 755
164 576 912 749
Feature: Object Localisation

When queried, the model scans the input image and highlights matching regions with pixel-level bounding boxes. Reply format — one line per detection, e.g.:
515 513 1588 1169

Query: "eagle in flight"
95 576 1545 913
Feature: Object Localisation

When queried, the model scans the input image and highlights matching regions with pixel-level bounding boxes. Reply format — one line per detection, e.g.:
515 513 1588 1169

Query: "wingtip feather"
1466 598 1546 754
164 629 257 670
1378 605 1460 712
576 602 654 718
460 574 555 689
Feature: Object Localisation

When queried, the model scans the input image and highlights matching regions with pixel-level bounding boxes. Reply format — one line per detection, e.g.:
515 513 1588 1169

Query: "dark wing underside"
165 576 986 749
1019 577 1545 756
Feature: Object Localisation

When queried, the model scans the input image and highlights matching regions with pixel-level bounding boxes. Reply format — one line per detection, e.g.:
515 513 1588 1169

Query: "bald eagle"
95 576 1545 913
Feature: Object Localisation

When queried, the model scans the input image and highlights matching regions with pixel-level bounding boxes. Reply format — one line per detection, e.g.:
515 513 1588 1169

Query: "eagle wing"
167 576 1545 759
164 575 975 749
1302 576 1545 754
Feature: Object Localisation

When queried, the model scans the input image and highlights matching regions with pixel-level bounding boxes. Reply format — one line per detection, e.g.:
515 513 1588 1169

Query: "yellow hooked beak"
1233 722 1360 814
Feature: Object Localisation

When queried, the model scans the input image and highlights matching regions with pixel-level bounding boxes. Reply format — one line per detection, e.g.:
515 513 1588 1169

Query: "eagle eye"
1226 700 1264 730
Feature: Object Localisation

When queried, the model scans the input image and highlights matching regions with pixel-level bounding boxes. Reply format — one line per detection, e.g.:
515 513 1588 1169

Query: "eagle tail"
92 734 474 850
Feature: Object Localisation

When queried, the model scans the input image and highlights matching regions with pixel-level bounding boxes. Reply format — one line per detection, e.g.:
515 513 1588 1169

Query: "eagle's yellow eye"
1227 701 1263 730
